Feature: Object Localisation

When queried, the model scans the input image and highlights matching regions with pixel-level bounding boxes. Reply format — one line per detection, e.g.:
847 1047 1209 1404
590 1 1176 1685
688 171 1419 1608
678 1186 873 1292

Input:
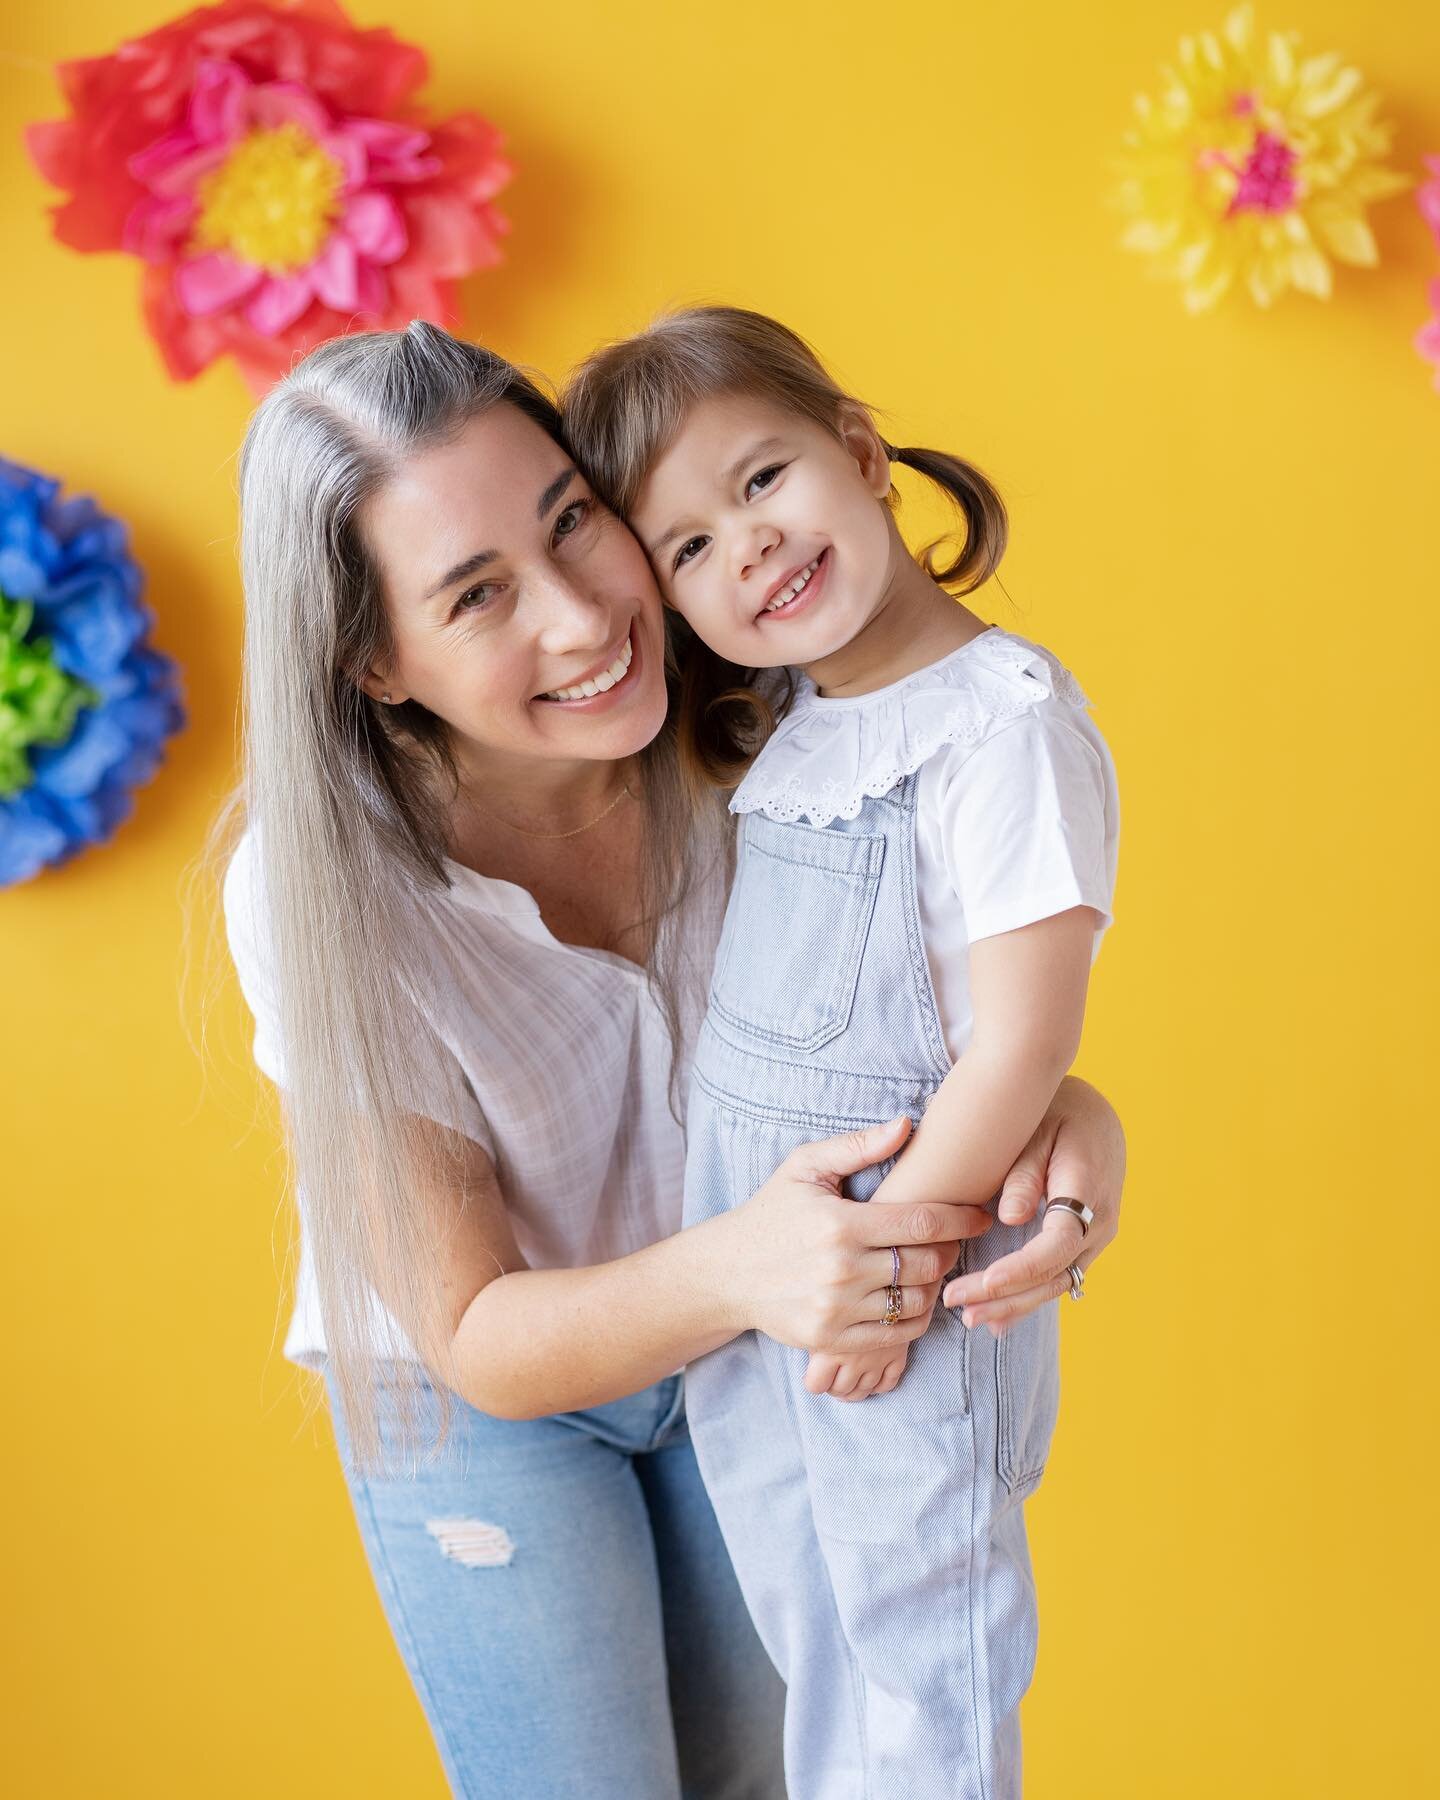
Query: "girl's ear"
836 402 892 499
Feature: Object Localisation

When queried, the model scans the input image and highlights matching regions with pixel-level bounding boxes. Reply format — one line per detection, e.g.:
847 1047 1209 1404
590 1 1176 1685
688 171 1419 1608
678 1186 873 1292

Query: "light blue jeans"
685 776 1061 1798
325 1364 785 1798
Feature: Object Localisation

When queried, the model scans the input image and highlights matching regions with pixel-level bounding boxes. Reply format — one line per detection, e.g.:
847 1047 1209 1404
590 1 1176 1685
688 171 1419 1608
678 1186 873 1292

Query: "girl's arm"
869 905 1101 1215
386 1115 994 1420
802 907 1099 1397
942 1072 1126 1327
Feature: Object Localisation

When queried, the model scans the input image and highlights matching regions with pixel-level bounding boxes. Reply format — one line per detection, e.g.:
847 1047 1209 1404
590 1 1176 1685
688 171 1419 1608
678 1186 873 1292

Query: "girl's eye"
673 535 709 572
554 498 592 540
746 463 786 498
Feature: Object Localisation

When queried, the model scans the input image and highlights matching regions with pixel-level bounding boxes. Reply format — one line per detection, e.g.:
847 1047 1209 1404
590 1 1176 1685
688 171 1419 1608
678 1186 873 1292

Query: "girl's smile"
756 546 831 623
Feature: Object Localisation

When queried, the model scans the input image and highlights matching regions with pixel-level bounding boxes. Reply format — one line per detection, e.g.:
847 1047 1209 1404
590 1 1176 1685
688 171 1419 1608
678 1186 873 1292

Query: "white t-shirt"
223 832 720 1367
729 627 1120 1060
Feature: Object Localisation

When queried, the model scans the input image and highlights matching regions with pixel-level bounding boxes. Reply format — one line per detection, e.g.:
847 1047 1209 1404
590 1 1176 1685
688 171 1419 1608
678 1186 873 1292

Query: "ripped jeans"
323 1364 785 1800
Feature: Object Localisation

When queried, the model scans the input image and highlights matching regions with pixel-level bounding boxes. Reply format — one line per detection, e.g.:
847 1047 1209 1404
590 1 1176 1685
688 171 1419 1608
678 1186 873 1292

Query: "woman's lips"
535 625 642 711
755 546 830 624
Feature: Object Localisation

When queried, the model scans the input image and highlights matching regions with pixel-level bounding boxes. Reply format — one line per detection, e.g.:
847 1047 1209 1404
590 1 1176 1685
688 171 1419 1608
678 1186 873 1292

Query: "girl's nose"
735 522 781 582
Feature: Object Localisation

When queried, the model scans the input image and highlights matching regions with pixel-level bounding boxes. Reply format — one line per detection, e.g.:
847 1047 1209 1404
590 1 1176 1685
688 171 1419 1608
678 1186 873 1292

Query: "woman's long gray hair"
225 321 710 1469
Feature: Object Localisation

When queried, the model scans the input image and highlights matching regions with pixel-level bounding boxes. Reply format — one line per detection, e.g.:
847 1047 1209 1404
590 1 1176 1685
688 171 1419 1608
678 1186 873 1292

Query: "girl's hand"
723 1115 992 1355
805 1344 911 1402
941 1075 1126 1332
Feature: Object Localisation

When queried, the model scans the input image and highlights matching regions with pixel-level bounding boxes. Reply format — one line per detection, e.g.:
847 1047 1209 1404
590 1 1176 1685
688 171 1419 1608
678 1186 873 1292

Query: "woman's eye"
745 463 785 498
673 535 708 571
554 499 592 540
452 584 497 616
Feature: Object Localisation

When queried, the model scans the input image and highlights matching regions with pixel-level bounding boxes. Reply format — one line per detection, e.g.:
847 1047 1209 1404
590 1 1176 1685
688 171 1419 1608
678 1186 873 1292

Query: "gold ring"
883 1283 903 1326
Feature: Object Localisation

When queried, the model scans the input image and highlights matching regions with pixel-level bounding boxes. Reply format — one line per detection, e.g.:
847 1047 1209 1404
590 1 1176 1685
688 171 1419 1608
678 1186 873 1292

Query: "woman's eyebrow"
536 465 578 519
647 438 786 559
425 547 498 602
422 466 581 601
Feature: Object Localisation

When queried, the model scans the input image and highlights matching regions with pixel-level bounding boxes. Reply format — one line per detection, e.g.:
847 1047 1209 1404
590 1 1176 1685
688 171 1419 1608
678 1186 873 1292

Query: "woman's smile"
537 624 639 708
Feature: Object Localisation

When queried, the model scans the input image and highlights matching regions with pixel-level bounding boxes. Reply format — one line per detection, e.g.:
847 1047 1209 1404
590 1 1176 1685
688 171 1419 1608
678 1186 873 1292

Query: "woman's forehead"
364 406 573 584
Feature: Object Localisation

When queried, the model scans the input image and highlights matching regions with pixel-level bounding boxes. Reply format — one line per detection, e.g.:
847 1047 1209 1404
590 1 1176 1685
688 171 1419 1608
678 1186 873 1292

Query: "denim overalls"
683 771 1061 1800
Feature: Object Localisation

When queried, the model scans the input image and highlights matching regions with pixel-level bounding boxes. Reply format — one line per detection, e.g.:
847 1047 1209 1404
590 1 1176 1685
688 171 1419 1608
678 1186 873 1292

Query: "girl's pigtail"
883 443 1008 594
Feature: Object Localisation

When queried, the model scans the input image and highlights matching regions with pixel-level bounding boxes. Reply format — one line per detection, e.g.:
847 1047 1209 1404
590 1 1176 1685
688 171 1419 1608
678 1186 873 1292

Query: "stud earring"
382 691 392 703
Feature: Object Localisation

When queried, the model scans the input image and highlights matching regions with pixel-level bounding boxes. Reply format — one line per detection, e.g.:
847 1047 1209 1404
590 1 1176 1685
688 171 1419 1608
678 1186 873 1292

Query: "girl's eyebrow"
646 436 785 560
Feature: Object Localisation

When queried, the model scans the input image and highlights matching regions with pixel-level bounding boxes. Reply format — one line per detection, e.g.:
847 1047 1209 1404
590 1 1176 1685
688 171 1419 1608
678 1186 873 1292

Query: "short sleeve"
222 832 288 1086
934 704 1119 946
221 832 496 1156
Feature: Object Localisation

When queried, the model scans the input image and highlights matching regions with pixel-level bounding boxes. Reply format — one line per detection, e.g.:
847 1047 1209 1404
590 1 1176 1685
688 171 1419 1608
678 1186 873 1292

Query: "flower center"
1227 129 1299 216
191 122 344 272
0 593 94 798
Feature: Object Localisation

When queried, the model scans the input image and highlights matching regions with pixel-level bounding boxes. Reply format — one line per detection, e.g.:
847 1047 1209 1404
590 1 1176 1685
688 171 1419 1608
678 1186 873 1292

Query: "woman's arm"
941 1072 1127 1329
390 1115 995 1420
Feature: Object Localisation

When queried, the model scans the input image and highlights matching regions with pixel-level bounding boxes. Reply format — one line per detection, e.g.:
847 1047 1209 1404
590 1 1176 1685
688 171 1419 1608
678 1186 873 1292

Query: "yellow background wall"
3 2 1435 1793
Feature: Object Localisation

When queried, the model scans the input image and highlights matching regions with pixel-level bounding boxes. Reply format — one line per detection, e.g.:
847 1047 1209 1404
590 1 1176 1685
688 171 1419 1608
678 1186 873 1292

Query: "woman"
224 320 1126 1798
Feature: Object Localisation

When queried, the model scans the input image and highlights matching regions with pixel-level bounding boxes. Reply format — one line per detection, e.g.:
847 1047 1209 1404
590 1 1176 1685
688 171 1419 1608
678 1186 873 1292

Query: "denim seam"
995 1309 1051 1495
959 1401 990 1800
848 1638 873 1800
893 775 953 1079
739 829 887 877
349 1473 482 1800
691 1066 940 1135
696 1044 944 1092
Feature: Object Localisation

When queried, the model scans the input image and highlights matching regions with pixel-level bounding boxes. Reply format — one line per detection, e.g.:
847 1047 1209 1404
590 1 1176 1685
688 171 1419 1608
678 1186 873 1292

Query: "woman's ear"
836 402 892 499
357 663 407 707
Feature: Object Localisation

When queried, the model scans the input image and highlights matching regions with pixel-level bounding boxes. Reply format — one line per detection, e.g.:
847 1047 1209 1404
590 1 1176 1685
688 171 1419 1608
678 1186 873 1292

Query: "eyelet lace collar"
730 627 1090 828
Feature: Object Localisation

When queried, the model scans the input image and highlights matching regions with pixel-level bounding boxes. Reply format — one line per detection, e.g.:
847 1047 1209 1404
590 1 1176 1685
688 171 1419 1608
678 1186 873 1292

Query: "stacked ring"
884 1245 902 1325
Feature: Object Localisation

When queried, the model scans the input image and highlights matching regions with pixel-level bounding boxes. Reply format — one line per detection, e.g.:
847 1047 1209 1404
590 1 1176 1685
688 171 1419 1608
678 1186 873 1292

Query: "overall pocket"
986 1213 1062 1498
709 814 884 1054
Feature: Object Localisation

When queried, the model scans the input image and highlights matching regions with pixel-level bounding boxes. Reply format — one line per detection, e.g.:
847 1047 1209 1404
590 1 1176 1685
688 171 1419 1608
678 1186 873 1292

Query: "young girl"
565 307 1120 1798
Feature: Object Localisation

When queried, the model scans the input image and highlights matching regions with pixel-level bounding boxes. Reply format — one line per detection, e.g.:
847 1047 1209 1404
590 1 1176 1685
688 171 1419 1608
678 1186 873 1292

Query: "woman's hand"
941 1074 1126 1333
721 1115 995 1356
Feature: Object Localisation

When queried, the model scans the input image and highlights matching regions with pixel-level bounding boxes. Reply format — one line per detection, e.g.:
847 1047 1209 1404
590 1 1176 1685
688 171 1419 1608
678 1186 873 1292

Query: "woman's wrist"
683 1206 755 1337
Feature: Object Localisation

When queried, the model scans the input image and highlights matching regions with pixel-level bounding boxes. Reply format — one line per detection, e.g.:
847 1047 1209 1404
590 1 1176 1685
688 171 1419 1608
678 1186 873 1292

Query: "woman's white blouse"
730 627 1121 1061
223 831 719 1367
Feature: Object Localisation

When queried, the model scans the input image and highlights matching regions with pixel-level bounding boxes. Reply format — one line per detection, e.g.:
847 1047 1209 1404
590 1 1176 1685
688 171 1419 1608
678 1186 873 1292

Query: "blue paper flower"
0 457 185 886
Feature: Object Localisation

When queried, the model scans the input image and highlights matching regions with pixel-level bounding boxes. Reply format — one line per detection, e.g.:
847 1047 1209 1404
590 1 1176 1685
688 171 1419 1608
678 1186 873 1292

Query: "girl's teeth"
764 556 821 613
544 635 633 701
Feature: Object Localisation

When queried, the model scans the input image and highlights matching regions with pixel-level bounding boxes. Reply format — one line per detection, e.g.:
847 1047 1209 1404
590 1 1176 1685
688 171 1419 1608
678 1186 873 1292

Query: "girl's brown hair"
564 305 1008 794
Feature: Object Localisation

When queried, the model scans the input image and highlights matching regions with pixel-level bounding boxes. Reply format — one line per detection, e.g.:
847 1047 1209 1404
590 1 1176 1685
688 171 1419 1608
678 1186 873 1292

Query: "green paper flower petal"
0 591 95 797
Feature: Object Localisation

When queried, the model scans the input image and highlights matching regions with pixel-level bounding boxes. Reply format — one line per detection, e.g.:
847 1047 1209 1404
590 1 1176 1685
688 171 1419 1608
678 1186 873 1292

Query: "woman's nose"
534 567 612 651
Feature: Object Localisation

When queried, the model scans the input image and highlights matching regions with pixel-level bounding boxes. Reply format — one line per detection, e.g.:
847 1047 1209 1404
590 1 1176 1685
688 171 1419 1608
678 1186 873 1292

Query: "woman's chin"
532 617 670 760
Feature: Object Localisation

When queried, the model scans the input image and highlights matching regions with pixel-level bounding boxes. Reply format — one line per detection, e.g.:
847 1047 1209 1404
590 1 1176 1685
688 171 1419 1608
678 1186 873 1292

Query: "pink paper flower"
1416 157 1440 390
26 0 512 393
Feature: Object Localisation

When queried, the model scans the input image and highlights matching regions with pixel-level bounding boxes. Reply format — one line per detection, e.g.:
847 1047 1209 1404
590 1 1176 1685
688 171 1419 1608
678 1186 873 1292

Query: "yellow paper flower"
1114 6 1410 310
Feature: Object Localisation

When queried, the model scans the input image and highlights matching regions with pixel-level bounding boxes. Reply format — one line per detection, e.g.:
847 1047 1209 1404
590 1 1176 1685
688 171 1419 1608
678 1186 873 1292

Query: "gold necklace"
478 783 635 841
